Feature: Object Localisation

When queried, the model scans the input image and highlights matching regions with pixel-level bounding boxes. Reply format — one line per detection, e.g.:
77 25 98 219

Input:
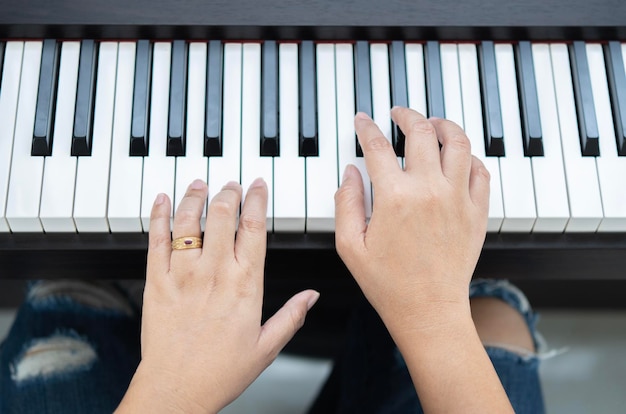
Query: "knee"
470 297 536 356
10 332 97 383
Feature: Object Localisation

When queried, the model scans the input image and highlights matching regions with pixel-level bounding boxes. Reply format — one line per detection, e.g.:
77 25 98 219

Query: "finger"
430 118 473 185
171 180 208 265
469 156 490 215
259 290 320 361
235 178 268 273
203 181 242 263
354 112 402 187
334 165 367 261
147 193 172 280
391 106 441 175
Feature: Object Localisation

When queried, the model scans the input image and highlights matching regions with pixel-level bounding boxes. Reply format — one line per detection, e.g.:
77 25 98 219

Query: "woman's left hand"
117 179 319 413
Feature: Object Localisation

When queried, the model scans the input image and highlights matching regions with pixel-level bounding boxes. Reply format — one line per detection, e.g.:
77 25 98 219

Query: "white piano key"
405 43 427 115
0 42 23 232
370 43 394 148
529 44 570 232
108 42 143 232
73 42 118 232
174 42 208 231
440 43 463 126
240 43 273 230
39 41 80 232
273 43 305 232
208 43 242 201
306 44 338 232
6 41 44 232
587 43 626 231
550 44 603 232
141 42 175 231
336 43 372 220
370 42 402 173
495 44 537 232
458 44 504 232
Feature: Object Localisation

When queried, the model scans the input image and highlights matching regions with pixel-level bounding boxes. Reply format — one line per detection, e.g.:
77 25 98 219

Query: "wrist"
116 362 220 414
383 298 474 351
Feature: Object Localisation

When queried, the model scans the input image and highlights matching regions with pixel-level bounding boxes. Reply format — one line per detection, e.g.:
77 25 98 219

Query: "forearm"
390 307 515 414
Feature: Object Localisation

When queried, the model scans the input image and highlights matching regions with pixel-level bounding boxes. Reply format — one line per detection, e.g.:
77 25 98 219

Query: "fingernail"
222 180 239 190
355 112 371 121
342 165 355 183
155 193 166 205
190 179 205 190
391 105 401 112
250 177 266 189
307 291 321 311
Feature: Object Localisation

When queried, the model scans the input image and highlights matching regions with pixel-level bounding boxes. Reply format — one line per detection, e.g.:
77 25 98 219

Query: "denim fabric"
0 281 141 414
314 279 546 414
1 279 546 414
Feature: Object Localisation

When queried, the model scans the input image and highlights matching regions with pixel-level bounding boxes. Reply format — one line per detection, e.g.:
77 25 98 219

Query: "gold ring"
171 236 203 250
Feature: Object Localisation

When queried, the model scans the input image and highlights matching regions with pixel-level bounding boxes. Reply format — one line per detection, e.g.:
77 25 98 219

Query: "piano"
1 0 626 291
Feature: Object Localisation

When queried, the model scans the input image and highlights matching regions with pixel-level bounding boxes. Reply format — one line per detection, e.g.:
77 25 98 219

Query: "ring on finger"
171 236 203 250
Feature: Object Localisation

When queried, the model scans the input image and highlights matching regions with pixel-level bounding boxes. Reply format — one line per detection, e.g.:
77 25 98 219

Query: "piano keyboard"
1 40 626 235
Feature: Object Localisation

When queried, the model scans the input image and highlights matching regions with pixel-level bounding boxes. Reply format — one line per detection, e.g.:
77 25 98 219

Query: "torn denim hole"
10 331 97 383
470 279 567 361
28 280 134 316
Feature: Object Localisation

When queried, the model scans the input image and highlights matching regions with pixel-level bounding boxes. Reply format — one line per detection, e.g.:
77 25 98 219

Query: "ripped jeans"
311 279 550 414
0 281 141 414
1 279 548 413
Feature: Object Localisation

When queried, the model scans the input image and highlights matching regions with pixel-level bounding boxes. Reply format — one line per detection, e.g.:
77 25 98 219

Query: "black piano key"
205 40 223 156
167 40 188 156
299 40 317 156
389 41 408 156
604 41 626 156
478 41 505 156
130 40 152 156
72 40 98 156
32 39 61 156
514 41 544 156
569 41 600 156
0 42 4 87
354 41 372 157
261 40 279 156
424 41 445 119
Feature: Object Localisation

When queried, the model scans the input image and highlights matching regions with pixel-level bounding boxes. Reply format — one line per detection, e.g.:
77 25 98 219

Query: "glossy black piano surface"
1 0 625 40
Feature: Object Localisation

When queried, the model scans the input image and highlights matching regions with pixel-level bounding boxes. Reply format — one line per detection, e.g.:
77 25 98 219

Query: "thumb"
334 164 367 256
259 290 320 358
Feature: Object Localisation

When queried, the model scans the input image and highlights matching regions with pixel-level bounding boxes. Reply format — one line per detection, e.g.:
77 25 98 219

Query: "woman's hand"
117 179 319 413
334 108 514 414
334 107 490 335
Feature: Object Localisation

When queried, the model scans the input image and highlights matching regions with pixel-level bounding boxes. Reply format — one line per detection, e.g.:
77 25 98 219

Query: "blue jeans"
311 279 546 414
1 279 546 413
0 281 141 414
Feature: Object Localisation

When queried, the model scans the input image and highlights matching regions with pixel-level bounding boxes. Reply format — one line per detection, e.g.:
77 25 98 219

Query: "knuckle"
478 164 491 180
334 184 353 205
208 199 235 218
410 118 436 136
239 213 266 233
234 277 258 298
149 233 171 251
446 132 471 152
174 207 199 223
364 135 393 153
